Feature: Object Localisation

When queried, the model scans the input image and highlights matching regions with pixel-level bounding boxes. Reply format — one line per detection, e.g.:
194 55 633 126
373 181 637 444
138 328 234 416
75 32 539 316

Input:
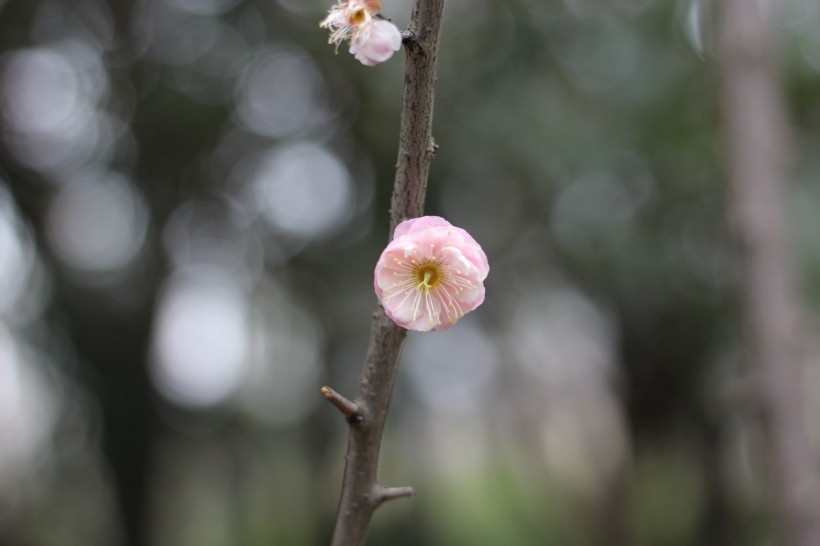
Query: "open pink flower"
320 0 401 66
374 216 489 332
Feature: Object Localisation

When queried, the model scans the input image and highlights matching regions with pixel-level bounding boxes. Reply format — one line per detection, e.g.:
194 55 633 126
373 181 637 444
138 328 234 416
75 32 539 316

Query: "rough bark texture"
719 2 820 545
389 0 443 230
327 1 445 544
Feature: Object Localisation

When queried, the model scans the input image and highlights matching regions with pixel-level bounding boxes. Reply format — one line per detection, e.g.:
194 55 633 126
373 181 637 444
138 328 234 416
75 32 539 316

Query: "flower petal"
393 215 452 239
350 19 401 66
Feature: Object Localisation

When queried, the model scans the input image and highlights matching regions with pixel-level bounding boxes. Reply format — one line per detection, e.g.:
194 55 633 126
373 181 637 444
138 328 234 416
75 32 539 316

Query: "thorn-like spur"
321 386 363 422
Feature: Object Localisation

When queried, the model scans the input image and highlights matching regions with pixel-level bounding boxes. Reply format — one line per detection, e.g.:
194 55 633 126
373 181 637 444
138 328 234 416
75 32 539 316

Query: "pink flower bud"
374 216 489 332
349 20 402 66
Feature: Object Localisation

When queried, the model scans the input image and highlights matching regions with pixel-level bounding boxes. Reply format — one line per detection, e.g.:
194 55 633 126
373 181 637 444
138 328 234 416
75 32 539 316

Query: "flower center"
350 8 367 25
416 263 441 289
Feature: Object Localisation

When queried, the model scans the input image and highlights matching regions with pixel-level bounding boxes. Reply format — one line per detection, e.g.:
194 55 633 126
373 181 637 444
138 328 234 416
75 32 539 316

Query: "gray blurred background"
1 0 820 544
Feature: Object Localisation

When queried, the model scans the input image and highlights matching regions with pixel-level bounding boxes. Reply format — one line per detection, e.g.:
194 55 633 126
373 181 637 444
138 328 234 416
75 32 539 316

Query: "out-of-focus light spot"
0 42 114 175
7 116 95 175
508 287 616 387
234 46 333 138
0 46 89 134
163 198 263 286
241 280 321 426
402 320 496 414
150 270 249 409
0 326 57 488
45 171 148 275
551 171 643 257
250 142 353 240
7 112 120 176
0 186 35 317
55 39 110 103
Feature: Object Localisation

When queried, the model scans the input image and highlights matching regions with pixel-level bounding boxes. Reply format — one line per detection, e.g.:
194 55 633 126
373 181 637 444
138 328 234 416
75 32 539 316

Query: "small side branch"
428 137 439 158
375 485 415 505
321 386 361 422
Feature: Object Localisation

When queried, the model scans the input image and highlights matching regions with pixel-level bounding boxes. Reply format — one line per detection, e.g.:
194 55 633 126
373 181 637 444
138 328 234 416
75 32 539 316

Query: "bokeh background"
1 0 820 544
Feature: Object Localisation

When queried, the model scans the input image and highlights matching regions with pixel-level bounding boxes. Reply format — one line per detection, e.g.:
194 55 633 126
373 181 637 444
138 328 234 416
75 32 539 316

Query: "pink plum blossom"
320 0 402 66
350 20 401 66
374 216 489 332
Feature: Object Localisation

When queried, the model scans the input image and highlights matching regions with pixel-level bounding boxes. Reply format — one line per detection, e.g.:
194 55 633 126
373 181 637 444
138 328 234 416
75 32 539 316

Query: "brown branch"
719 3 820 546
327 0 445 545
374 485 415 504
321 386 362 421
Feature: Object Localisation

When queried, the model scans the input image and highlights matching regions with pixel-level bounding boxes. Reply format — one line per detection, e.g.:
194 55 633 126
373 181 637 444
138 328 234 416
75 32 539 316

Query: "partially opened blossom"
350 19 402 66
374 216 489 332
320 0 401 66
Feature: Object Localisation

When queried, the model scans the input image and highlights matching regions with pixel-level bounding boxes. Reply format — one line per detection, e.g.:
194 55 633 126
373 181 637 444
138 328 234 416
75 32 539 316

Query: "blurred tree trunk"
719 2 820 545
